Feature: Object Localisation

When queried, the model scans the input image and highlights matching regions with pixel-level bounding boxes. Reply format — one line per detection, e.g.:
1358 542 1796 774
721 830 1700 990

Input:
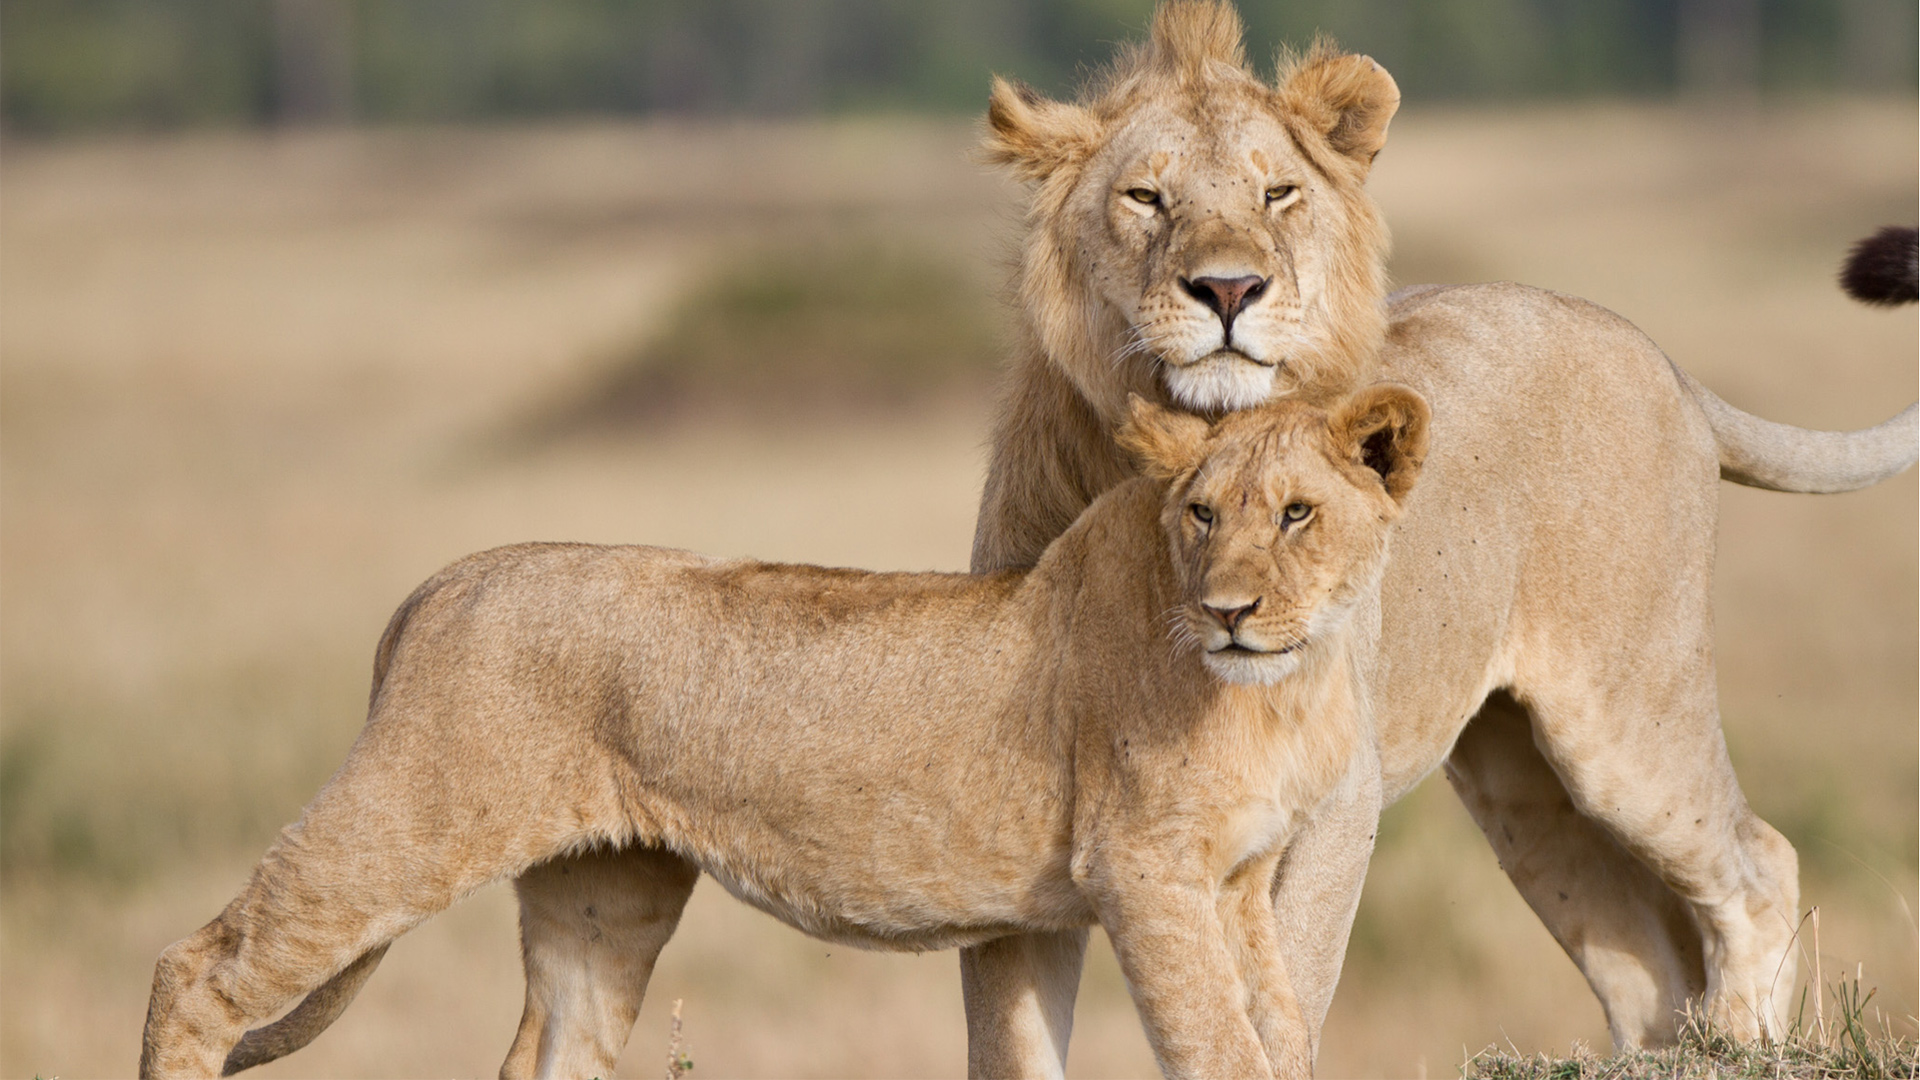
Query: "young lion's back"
351 541 1086 948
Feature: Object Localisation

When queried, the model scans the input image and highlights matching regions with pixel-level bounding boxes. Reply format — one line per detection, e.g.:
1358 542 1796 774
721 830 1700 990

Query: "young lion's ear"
981 76 1101 182
1329 383 1429 505
1277 47 1400 170
1117 394 1212 481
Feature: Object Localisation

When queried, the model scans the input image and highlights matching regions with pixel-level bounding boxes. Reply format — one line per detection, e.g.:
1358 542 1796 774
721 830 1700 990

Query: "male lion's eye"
1190 503 1214 524
1282 502 1312 523
1126 187 1161 206
1266 184 1299 205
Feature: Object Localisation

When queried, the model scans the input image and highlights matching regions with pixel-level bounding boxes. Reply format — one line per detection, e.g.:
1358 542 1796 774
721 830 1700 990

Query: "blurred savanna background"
1 1 1913 1076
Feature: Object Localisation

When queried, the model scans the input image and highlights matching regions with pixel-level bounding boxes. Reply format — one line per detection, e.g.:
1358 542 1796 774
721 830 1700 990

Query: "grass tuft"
1463 972 1918 1080
666 997 693 1079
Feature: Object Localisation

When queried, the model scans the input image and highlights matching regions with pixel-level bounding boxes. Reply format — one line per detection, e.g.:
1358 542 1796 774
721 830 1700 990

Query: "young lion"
140 386 1429 1080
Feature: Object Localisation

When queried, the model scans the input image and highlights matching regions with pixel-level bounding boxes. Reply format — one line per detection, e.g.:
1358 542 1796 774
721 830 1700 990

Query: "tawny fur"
140 391 1428 1080
953 3 1919 1077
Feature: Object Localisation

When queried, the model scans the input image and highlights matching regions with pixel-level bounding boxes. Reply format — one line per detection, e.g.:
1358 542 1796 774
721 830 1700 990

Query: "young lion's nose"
1202 597 1261 631
1181 274 1269 331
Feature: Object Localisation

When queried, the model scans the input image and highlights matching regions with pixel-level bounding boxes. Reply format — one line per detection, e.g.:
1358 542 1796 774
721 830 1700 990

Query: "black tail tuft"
1840 225 1918 306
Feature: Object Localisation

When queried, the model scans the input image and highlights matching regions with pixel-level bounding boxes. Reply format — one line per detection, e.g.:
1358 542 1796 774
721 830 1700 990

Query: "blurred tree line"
2 0 1913 132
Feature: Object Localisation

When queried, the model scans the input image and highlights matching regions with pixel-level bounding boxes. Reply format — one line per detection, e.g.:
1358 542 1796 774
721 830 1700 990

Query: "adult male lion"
958 2 1917 1075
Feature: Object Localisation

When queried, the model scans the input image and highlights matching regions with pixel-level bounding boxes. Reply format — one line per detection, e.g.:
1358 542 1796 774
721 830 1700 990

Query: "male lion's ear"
981 76 1101 182
1277 47 1400 169
1329 383 1429 505
1117 394 1212 481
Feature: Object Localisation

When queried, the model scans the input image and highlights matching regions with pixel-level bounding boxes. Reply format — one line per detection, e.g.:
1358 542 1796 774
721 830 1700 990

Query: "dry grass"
514 236 1002 440
1465 975 1918 1080
1 102 1913 1078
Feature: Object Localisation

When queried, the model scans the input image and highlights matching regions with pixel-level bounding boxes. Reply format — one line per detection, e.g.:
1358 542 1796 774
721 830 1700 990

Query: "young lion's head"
983 0 1397 421
1119 383 1428 685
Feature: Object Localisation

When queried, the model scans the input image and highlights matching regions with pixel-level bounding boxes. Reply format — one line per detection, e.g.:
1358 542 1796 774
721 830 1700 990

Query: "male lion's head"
983 0 1397 421
1119 383 1427 685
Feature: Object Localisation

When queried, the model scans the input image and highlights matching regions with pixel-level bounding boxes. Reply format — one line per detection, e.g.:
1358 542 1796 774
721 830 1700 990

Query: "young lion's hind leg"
501 844 699 1080
1445 692 1706 1047
141 776 532 1077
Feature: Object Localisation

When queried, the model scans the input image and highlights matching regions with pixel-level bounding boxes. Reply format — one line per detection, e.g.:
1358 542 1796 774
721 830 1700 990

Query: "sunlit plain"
1 101 1913 1077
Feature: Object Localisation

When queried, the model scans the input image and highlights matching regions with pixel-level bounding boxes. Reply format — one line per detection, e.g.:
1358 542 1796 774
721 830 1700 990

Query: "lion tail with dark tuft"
1673 227 1919 493
1840 225 1918 306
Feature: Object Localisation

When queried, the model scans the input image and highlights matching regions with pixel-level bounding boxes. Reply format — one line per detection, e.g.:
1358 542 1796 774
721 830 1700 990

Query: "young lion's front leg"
1221 854 1310 1079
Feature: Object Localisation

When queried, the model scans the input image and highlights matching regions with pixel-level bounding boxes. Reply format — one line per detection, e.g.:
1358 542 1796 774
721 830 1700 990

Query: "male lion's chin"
1202 648 1302 686
1163 352 1279 413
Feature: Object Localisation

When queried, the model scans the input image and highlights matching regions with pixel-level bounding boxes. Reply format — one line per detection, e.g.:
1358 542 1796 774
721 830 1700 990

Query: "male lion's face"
1071 99 1365 414
983 14 1398 420
1118 385 1429 686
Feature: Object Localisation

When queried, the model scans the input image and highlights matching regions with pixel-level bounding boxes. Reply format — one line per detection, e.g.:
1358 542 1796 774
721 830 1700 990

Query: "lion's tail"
1841 225 1918 306
1677 226 1918 494
1680 369 1917 493
222 576 444 1074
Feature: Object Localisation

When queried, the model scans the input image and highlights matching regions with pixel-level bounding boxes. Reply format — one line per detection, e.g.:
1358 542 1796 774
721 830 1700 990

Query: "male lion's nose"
1181 275 1269 332
1202 598 1261 632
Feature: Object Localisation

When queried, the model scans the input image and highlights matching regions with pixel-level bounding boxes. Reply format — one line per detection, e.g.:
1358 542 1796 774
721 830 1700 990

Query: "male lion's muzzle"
1180 274 1271 340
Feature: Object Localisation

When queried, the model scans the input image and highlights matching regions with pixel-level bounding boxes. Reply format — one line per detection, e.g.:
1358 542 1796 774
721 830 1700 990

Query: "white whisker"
1161 604 1202 656
1111 323 1168 370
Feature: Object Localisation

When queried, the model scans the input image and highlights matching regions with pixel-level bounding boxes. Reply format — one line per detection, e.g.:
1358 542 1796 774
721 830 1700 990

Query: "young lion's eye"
1126 187 1161 206
1190 503 1214 524
1265 184 1299 206
1282 502 1312 523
